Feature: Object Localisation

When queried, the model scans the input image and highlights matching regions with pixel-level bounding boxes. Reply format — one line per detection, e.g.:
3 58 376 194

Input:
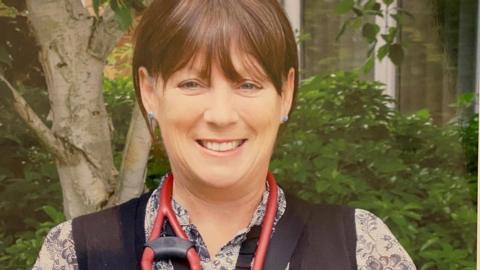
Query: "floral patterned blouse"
33 178 416 270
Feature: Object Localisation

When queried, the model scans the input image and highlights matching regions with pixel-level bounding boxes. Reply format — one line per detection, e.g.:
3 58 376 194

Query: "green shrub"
0 148 63 269
459 113 478 205
0 206 64 269
272 72 476 269
103 77 136 166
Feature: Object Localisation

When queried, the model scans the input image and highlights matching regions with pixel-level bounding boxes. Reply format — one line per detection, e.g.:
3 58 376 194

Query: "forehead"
171 46 269 82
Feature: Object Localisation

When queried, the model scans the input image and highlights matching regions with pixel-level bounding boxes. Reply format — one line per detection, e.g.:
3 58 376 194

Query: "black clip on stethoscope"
140 172 279 270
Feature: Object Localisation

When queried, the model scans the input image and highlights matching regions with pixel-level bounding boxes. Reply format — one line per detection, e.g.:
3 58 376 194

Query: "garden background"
0 0 477 269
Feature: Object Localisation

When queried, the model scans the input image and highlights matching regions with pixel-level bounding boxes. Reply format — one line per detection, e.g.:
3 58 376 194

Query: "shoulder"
33 220 78 269
354 208 417 270
285 196 356 237
72 191 152 230
286 195 354 219
32 193 152 270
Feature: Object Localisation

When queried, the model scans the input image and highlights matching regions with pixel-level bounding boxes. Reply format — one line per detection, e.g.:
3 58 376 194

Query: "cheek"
238 94 282 134
159 91 204 122
156 94 204 146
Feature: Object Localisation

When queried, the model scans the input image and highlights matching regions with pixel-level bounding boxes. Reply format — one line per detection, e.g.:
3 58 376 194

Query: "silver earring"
281 115 289 123
147 112 155 126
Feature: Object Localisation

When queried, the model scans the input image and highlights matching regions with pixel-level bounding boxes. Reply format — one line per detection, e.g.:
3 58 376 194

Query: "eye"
239 81 262 91
178 80 203 90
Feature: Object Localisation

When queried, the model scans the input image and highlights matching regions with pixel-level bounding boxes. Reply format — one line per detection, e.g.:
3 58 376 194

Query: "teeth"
201 140 243 152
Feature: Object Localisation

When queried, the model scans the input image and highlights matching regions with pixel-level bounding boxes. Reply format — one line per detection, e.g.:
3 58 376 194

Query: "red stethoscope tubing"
140 172 278 270
252 171 278 270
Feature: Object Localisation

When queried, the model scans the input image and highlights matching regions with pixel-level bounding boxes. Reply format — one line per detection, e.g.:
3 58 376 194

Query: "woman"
34 0 416 269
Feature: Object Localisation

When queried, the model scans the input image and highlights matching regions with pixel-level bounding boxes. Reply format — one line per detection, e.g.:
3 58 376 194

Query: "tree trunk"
115 103 152 204
26 0 124 218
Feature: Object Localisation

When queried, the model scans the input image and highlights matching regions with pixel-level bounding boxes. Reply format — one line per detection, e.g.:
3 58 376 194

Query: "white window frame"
475 6 479 253
475 1 480 113
282 0 303 73
283 0 302 39
374 0 398 101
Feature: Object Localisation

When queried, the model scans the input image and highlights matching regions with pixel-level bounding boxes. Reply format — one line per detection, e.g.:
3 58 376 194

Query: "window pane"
399 0 477 123
302 0 372 79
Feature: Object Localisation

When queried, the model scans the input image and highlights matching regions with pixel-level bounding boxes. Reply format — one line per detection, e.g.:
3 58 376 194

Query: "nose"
203 89 239 127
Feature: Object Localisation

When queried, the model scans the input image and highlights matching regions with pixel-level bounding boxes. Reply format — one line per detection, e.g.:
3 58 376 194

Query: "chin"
197 171 241 189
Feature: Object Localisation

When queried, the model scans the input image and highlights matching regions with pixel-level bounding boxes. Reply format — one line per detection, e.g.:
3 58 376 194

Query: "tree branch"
114 103 152 204
0 75 67 162
87 5 124 60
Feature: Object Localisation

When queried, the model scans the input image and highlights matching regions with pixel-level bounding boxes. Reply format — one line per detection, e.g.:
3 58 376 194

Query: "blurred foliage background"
0 0 478 269
273 72 477 269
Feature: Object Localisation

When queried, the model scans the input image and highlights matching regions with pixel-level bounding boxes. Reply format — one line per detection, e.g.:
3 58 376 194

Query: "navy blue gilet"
72 192 357 270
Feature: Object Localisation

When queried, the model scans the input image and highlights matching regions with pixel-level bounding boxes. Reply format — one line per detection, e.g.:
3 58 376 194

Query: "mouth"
196 139 247 153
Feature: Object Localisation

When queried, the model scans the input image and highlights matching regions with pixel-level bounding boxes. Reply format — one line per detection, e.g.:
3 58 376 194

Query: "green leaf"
300 75 324 92
362 23 380 42
388 43 403 65
352 7 363 16
41 205 65 224
373 156 406 173
364 10 383 16
453 92 476 108
336 17 363 41
335 0 355 14
372 3 381 11
363 0 377 10
415 108 430 119
336 19 351 41
110 0 133 30
381 27 397 44
350 17 364 30
377 44 389 60
295 30 311 44
362 56 375 74
315 180 329 193
402 202 422 210
420 237 439 252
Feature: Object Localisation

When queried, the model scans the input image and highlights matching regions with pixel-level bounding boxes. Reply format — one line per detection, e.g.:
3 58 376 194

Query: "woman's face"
139 52 294 189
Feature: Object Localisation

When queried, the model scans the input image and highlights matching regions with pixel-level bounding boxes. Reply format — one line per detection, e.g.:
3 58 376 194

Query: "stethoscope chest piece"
145 236 195 261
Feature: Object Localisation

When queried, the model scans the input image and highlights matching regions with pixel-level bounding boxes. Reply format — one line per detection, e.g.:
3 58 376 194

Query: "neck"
170 170 267 256
171 170 266 220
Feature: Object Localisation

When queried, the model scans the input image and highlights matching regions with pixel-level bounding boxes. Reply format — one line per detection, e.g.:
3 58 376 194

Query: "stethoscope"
140 172 279 270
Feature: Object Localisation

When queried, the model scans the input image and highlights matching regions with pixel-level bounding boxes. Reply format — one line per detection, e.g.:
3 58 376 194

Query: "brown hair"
132 0 298 120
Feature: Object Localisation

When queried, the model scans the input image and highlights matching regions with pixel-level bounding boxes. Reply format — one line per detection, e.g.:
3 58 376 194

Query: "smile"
196 139 247 152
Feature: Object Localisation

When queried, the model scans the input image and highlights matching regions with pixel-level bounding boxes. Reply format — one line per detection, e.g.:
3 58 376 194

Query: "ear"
138 67 159 115
281 68 295 117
